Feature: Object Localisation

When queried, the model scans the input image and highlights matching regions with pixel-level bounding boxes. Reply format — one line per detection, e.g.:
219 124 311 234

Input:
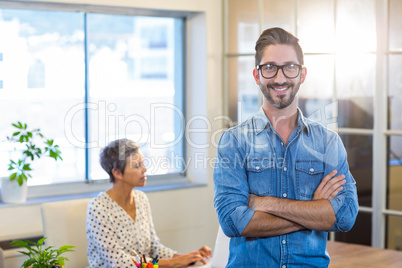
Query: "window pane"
300 55 334 99
387 136 402 211
389 55 402 130
335 212 371 246
336 0 376 52
341 134 373 207
228 56 260 123
298 0 335 53
386 215 402 250
336 54 375 129
0 9 86 185
262 0 295 34
227 0 259 54
298 55 336 128
389 0 402 51
87 14 184 179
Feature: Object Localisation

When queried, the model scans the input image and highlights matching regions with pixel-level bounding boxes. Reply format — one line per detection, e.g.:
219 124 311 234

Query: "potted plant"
10 237 75 268
0 122 62 203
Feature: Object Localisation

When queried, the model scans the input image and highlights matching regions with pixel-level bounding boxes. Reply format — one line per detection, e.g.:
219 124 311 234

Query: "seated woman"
86 139 211 267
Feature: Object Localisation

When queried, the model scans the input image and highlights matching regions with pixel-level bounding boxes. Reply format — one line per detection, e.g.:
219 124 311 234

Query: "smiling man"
213 28 359 267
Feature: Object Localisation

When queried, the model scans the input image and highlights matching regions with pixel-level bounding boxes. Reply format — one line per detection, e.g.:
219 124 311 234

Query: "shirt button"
283 167 287 171
310 168 314 172
256 166 260 170
281 142 284 146
282 240 286 244
283 193 287 197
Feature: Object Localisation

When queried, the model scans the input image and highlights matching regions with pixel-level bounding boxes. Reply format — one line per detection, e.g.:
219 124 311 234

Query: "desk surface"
328 241 402 268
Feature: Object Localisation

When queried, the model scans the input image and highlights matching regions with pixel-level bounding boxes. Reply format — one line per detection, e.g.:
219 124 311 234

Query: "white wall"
0 0 223 266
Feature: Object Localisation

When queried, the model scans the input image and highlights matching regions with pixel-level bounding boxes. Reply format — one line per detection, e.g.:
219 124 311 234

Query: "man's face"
253 44 306 109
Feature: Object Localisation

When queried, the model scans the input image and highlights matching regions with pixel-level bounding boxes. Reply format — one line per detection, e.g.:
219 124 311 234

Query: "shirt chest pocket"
296 160 325 200
246 158 274 196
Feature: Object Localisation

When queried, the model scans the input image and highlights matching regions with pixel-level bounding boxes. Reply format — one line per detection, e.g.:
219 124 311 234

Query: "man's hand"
246 170 346 232
249 170 345 211
313 170 346 200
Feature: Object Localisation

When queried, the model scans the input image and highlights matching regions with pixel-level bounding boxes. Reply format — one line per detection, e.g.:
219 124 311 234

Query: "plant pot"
0 176 28 204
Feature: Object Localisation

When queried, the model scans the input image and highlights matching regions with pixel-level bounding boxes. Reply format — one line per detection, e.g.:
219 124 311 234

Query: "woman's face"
120 152 147 187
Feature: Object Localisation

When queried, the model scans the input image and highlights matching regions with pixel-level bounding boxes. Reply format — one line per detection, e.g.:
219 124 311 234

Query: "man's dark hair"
255 27 304 67
99 139 139 183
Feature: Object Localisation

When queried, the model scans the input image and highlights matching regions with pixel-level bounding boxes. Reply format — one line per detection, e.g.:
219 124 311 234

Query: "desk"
328 241 402 267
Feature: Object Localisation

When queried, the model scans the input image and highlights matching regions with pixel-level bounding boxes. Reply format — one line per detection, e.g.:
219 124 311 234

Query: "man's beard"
260 81 300 109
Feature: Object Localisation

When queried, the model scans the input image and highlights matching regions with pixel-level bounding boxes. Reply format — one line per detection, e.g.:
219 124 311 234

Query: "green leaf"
23 258 36 268
17 176 24 186
12 131 21 136
17 251 31 257
58 245 75 253
23 164 32 171
37 237 46 245
10 240 28 248
30 247 40 255
46 139 54 146
9 173 17 181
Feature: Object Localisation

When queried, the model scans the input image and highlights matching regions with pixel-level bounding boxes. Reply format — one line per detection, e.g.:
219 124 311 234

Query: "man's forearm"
254 197 336 231
241 211 305 237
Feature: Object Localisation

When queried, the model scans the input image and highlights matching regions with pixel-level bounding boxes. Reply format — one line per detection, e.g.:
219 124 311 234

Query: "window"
224 0 402 250
0 5 185 187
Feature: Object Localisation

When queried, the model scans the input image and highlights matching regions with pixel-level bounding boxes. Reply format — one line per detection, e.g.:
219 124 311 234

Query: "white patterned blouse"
86 190 176 268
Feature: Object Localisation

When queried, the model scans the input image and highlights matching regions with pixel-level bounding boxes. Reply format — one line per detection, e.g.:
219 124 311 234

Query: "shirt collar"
253 107 310 135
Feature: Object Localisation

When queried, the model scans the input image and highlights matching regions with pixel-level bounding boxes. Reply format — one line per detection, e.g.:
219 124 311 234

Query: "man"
213 27 358 267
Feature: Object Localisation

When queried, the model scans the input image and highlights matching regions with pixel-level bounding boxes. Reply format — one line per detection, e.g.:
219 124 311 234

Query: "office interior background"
0 0 401 266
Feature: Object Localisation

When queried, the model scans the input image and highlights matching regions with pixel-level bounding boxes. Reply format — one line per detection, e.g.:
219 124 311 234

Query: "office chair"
0 247 4 268
211 225 230 268
41 198 92 268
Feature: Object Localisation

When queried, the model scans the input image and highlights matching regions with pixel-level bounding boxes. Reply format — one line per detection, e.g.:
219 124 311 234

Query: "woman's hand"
159 246 212 267
159 251 202 267
197 245 212 260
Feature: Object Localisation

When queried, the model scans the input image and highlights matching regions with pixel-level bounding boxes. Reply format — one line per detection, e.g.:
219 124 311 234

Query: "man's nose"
273 68 287 83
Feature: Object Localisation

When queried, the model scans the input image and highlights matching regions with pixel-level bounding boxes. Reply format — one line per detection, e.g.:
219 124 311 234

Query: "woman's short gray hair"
99 139 139 183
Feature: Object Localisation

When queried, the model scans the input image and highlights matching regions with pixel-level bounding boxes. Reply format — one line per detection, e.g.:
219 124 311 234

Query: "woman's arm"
142 193 211 267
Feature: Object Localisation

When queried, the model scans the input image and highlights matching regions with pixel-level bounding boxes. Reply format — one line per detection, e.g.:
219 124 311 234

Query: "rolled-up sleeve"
326 134 359 232
213 131 256 237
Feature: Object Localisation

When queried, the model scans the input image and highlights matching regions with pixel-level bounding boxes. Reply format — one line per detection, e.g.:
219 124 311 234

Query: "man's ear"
253 68 260 85
300 66 307 84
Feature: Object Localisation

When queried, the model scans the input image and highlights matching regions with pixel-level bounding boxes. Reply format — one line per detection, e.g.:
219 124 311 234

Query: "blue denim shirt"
213 107 358 268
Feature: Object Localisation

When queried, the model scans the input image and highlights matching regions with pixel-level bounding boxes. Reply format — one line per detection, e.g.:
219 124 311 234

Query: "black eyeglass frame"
257 63 303 79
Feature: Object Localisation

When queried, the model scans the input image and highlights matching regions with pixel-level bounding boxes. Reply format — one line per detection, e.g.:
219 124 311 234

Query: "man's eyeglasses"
257 63 303 79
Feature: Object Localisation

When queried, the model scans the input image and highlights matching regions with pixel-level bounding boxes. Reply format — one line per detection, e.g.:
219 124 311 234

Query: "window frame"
0 1 197 199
